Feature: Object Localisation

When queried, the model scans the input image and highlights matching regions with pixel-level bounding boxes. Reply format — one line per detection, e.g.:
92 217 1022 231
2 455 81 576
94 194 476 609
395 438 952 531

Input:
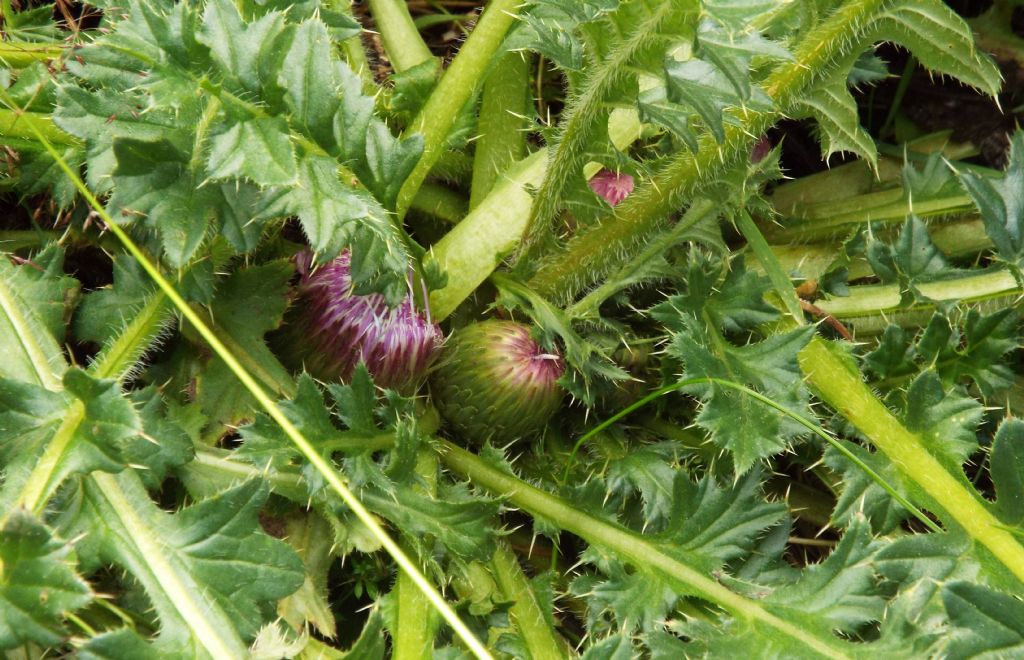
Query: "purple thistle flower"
589 169 635 206
430 320 565 443
286 250 443 392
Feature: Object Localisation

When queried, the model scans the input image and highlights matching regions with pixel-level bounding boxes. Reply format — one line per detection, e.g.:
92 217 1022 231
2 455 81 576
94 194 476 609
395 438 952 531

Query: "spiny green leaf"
942 581 1024 657
795 75 876 165
198 0 287 97
960 132 1024 272
237 374 340 471
669 321 815 471
762 517 884 634
660 471 786 570
197 261 294 428
0 511 92 650
902 152 963 207
78 628 157 660
825 442 910 534
74 256 155 347
279 18 337 150
206 116 298 186
866 216 950 290
605 446 677 524
0 250 73 387
61 473 304 652
664 58 739 144
571 560 678 634
508 0 620 71
901 371 982 466
288 154 409 301
108 137 218 266
869 0 1002 97
991 418 1024 527
363 481 501 562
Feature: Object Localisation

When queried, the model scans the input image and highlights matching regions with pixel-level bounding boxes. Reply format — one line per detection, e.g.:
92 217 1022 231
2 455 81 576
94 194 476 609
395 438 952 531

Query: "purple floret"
588 169 635 206
292 251 443 391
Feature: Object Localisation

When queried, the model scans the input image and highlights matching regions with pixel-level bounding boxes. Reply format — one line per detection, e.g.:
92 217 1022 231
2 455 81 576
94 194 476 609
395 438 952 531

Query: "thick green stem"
527 0 889 302
410 183 468 224
368 0 434 72
439 441 851 659
426 150 546 320
766 215 989 283
811 266 1019 321
489 543 568 660
739 169 1024 580
396 0 522 219
393 451 441 660
426 111 641 321
470 52 531 209
799 338 1024 585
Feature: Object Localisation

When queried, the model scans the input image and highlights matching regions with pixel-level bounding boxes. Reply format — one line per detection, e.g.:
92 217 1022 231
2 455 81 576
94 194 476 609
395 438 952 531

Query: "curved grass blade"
2 92 493 660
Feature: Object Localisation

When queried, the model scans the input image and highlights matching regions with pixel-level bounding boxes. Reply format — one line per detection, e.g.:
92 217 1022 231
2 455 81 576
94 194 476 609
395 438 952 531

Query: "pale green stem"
815 267 1019 319
13 94 492 660
470 51 531 209
410 182 468 224
490 543 568 660
368 0 434 72
426 111 641 321
799 338 1024 585
397 0 522 219
393 451 442 660
439 441 852 659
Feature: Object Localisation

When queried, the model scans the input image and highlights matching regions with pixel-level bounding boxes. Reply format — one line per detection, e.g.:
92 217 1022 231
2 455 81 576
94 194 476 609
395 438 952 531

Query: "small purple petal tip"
589 169 635 206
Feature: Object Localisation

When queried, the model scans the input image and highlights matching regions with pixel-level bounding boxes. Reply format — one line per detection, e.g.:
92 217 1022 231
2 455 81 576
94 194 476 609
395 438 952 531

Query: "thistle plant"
2 0 1024 657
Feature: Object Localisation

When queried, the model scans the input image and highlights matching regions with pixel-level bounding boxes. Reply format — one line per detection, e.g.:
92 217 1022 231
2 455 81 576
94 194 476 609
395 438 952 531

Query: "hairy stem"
490 542 568 660
567 197 719 319
528 0 889 302
517 0 695 266
396 0 522 219
439 441 852 659
470 51 531 209
799 337 1024 585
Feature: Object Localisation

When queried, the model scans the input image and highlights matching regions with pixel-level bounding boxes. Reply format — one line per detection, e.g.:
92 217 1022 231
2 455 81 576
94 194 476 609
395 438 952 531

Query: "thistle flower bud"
589 169 634 206
430 320 565 444
280 251 443 392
